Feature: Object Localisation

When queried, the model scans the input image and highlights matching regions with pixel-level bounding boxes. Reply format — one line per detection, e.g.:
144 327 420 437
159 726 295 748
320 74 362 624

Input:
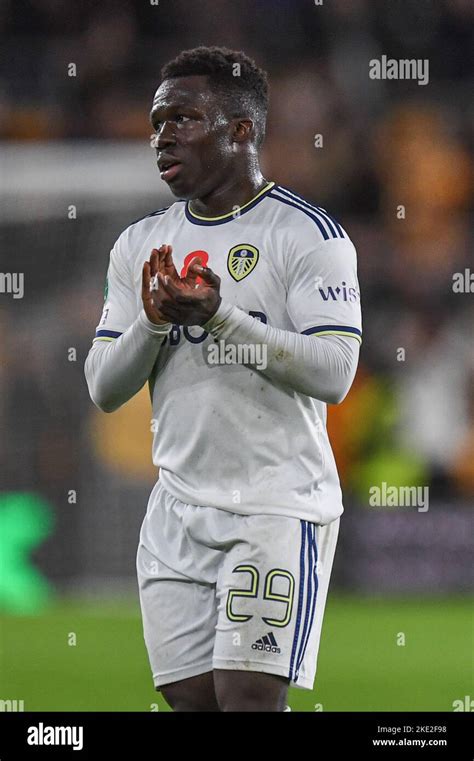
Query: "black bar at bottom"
0 711 471 759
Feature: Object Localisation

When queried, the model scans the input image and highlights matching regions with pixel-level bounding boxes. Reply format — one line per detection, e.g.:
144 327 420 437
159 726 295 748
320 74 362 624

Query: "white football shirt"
93 181 362 524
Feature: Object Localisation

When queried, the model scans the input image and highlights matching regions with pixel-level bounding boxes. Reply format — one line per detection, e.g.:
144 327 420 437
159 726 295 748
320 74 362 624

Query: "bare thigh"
213 669 289 712
160 671 220 712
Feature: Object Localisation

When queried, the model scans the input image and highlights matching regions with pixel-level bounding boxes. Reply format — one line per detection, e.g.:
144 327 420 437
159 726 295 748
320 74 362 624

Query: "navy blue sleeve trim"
302 325 362 341
95 329 123 338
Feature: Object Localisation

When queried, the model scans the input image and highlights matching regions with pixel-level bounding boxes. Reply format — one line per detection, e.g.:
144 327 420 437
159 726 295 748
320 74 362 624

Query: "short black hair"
160 46 269 148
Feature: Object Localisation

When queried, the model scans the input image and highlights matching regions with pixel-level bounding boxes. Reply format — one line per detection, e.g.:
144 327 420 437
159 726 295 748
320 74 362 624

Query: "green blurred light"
354 449 428 499
0 492 54 614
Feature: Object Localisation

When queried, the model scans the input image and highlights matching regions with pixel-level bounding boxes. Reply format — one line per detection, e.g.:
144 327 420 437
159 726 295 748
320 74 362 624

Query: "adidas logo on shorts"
251 631 281 654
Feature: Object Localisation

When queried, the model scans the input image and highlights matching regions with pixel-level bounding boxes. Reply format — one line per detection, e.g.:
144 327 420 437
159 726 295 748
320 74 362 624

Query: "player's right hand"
142 245 172 324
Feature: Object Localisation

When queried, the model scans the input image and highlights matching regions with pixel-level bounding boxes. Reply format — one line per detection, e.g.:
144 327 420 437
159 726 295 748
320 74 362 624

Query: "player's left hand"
154 252 222 326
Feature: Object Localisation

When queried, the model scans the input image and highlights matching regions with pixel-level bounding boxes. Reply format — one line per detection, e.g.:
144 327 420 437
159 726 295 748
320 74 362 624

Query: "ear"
232 118 254 143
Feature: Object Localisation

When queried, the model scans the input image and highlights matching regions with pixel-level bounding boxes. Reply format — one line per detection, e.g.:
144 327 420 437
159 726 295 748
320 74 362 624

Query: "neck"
189 168 269 218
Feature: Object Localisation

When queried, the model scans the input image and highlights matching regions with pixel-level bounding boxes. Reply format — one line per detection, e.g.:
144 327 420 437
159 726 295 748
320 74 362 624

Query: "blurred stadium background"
0 0 472 712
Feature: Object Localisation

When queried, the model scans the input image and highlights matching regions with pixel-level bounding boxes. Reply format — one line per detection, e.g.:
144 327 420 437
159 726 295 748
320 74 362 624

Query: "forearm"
84 310 172 412
203 301 360 404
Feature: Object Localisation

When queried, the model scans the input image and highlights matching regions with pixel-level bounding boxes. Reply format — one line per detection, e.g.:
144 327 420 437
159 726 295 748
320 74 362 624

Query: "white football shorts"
136 479 339 691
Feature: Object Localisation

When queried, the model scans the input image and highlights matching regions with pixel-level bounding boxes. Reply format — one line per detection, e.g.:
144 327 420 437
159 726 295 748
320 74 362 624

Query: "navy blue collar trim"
184 181 275 226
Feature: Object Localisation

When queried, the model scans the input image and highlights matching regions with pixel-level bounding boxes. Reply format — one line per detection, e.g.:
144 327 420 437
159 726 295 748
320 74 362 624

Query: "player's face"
150 75 237 199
